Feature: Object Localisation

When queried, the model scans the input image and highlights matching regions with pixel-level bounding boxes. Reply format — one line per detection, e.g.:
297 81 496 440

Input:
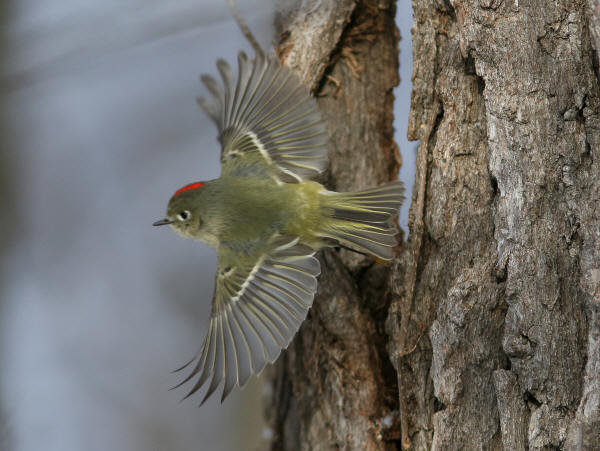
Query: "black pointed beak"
152 218 172 226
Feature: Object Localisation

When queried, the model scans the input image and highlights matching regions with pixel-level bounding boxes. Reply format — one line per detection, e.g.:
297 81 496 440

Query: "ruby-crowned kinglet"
153 49 404 404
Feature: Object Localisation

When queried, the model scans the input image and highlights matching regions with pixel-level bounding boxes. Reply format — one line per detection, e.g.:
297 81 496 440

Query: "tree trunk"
267 0 600 450
267 1 401 450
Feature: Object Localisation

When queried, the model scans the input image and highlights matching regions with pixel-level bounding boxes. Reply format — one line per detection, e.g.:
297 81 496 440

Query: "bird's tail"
318 181 404 260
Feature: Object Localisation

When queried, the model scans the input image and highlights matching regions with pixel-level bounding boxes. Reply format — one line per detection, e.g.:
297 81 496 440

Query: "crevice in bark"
476 74 485 96
433 397 446 413
592 47 600 84
464 53 477 75
490 174 499 197
359 264 402 409
524 391 542 409
268 355 297 451
435 0 455 17
426 101 444 162
313 0 395 98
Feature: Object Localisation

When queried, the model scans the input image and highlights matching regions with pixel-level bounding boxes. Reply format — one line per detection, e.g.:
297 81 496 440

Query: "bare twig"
225 0 263 54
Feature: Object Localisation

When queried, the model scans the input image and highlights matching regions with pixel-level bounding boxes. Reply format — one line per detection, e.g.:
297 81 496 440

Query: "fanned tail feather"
319 181 404 260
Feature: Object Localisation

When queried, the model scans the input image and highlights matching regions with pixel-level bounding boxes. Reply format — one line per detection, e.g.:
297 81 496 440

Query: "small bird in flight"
153 42 403 404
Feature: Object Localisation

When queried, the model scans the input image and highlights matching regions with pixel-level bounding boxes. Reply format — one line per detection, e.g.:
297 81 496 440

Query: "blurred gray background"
0 1 414 450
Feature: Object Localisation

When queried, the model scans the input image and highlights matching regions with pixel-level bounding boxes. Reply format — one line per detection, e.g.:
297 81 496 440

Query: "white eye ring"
177 210 191 221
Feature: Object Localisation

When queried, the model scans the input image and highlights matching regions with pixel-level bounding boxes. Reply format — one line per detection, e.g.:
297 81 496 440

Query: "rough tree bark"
267 0 600 450
267 1 401 449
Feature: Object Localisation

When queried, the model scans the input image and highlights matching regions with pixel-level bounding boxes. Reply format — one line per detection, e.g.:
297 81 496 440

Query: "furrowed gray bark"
389 0 600 449
268 0 600 449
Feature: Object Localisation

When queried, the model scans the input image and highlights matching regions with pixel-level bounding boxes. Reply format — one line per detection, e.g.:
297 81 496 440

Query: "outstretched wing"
172 236 320 404
198 51 329 182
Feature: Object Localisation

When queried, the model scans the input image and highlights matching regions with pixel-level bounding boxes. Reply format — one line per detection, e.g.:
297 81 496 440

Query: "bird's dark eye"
177 210 191 221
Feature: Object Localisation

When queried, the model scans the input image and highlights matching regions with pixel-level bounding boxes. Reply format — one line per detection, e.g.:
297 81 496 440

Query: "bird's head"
153 182 208 240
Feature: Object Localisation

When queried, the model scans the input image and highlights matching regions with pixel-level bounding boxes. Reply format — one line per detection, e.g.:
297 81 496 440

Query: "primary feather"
172 235 320 403
197 51 329 182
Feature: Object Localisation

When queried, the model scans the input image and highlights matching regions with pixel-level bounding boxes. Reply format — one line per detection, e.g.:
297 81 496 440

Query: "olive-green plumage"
154 48 403 404
167 176 402 260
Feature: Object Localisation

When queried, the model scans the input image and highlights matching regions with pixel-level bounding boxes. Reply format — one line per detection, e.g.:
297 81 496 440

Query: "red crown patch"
174 182 204 196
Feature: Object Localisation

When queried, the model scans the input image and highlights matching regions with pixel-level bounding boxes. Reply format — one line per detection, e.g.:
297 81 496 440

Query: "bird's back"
212 176 301 249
